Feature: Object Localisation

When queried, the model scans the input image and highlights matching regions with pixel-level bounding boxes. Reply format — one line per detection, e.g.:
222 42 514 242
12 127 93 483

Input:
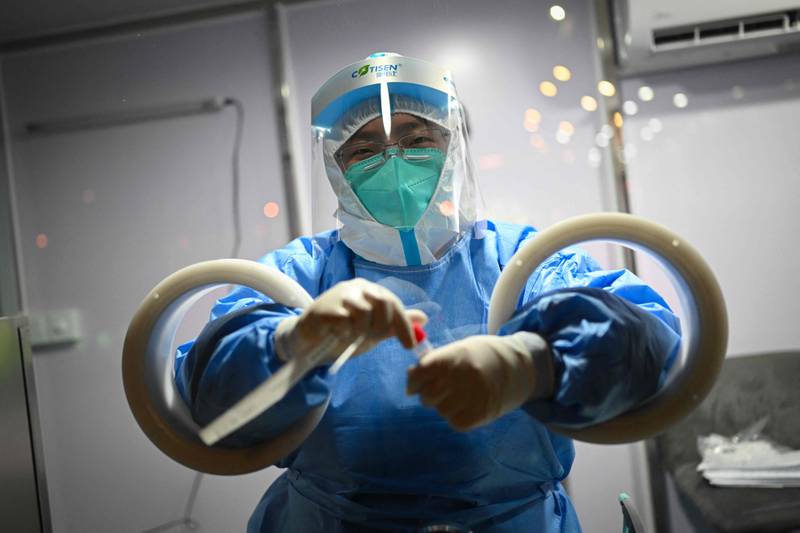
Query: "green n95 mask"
344 147 444 229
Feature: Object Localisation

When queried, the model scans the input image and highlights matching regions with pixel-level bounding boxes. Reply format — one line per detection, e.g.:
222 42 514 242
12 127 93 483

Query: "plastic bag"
697 417 800 487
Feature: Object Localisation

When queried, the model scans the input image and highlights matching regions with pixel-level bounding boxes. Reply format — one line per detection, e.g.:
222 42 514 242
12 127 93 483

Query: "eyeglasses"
336 128 450 171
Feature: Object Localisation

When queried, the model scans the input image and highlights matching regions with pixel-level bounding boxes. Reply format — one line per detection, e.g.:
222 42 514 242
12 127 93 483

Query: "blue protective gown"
175 220 681 532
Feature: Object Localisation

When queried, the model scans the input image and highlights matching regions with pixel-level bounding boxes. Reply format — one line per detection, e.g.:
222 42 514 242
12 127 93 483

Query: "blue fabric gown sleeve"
173 235 335 449
498 245 682 428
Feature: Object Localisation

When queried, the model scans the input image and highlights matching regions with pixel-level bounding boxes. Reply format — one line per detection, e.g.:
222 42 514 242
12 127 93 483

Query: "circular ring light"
122 259 322 475
488 213 728 444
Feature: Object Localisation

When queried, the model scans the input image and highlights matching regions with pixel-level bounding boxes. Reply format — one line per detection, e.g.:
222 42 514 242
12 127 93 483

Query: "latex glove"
275 278 427 365
406 332 555 431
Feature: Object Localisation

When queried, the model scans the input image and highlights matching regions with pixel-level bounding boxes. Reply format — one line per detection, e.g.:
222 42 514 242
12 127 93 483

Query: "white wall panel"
622 51 800 532
3 13 287 532
623 54 800 357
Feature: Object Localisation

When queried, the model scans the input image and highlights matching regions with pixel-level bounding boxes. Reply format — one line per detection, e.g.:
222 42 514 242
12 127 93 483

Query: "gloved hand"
275 278 427 365
406 332 555 431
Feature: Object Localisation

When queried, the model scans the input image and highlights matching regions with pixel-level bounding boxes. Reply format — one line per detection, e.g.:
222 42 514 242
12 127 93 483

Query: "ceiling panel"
0 0 253 42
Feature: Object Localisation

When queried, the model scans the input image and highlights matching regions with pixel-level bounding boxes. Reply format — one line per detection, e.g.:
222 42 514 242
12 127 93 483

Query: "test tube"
412 323 434 359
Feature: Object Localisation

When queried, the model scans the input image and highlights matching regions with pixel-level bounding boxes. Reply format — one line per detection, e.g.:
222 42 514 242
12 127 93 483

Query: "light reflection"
82 189 95 205
731 86 745 100
558 121 575 135
597 37 606 49
524 108 542 132
638 86 654 102
523 120 539 133
561 150 576 165
549 5 566 21
587 147 602 167
556 130 571 144
600 124 614 137
263 202 280 218
624 143 638 161
553 65 572 82
177 235 190 250
595 132 609 148
36 233 48 249
622 100 638 116
648 118 663 132
580 95 598 112
673 92 689 108
613 112 623 128
438 200 456 217
597 80 616 97
530 134 546 150
539 81 558 97
640 127 654 141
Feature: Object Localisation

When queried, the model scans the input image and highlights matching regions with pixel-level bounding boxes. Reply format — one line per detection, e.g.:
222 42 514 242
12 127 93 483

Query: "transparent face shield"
310 54 484 267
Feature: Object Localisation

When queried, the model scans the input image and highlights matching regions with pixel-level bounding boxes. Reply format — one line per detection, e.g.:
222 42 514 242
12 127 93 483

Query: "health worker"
174 52 681 532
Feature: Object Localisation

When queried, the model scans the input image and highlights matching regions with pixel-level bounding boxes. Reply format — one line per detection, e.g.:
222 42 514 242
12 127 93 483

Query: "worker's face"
335 113 450 171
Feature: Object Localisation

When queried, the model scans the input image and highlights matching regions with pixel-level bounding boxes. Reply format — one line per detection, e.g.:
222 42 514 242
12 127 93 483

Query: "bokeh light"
36 233 48 249
539 81 558 97
640 127 654 141
530 134 546 150
598 80 616 97
622 100 638 116
580 95 598 112
638 86 654 101
648 117 663 133
613 112 624 128
524 120 539 133
549 5 566 21
525 108 542 123
558 121 575 136
556 130 571 144
624 143 638 160
595 132 609 148
587 147 602 168
263 201 280 218
524 108 542 132
553 65 572 82
673 92 689 108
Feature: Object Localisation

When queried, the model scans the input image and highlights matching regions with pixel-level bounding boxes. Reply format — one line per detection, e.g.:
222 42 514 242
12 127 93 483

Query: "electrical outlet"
29 308 82 348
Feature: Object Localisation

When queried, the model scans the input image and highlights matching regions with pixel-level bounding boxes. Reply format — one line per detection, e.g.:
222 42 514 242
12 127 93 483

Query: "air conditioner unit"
612 0 800 75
